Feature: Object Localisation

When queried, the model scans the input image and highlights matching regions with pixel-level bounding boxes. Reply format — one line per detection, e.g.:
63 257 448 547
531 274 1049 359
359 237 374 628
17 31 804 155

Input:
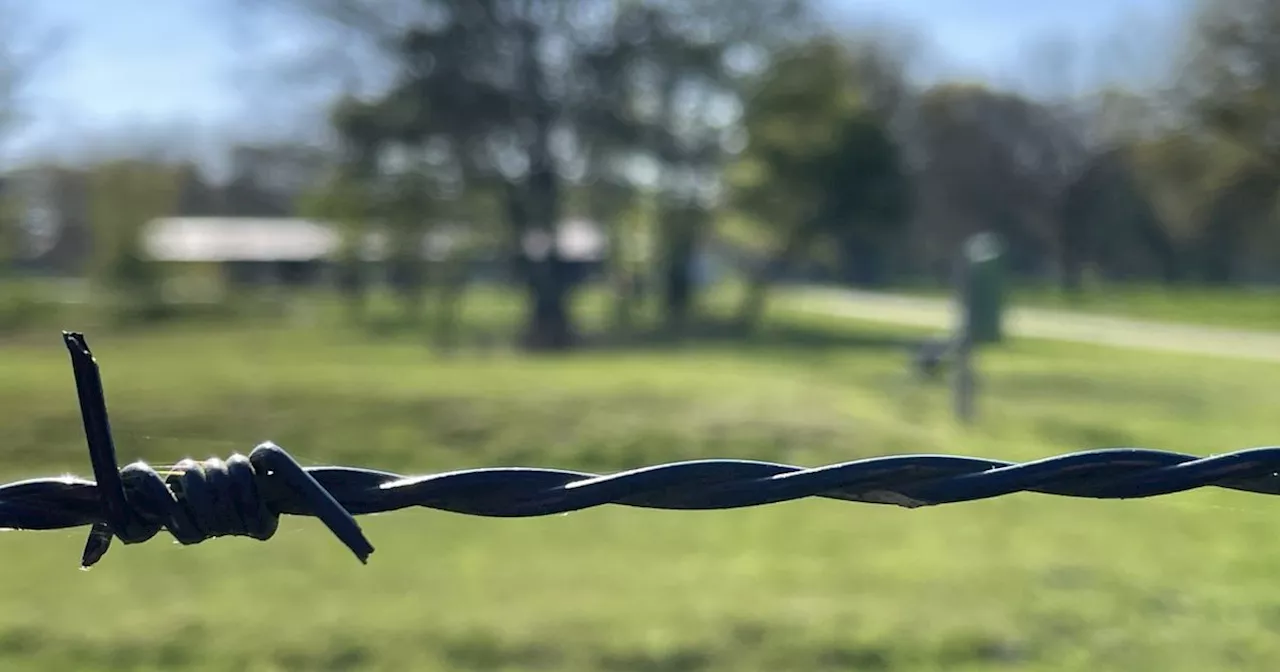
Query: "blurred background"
5 0 1280 670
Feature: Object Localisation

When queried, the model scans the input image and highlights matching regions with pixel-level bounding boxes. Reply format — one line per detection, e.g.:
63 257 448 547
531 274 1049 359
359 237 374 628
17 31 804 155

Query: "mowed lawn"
2 313 1280 671
899 282 1280 332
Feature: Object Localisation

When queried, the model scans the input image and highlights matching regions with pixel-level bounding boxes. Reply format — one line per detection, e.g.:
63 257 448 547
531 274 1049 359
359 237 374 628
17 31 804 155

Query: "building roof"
143 216 608 263
144 217 340 262
522 217 608 263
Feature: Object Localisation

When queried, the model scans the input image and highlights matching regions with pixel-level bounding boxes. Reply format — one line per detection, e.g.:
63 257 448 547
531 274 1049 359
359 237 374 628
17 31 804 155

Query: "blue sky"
7 0 1192 161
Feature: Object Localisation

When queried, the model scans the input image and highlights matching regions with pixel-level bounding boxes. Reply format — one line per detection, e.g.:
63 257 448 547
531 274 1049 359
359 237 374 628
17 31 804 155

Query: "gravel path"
788 287 1280 363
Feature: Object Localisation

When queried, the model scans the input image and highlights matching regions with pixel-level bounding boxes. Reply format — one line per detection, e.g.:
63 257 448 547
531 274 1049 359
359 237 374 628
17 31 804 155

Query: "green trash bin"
960 232 1004 345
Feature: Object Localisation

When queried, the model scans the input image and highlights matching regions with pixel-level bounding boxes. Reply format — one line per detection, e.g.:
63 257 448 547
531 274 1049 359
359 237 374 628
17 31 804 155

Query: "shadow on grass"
0 623 1033 671
351 311 931 367
578 319 919 354
431 621 1031 671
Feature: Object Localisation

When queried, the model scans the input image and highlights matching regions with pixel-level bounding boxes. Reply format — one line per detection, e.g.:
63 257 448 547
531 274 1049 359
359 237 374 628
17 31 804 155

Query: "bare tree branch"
0 1 68 157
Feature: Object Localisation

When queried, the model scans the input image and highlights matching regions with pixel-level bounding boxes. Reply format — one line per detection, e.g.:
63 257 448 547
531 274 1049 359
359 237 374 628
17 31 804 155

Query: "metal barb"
1 332 1278 568
62 332 130 567
53 332 373 568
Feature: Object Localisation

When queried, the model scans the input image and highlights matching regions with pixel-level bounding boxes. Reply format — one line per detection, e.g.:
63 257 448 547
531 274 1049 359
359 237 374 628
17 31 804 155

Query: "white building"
141 216 611 287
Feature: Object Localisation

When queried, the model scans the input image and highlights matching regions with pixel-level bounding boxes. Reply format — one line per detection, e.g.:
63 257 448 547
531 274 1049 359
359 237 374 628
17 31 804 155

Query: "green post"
961 232 1004 345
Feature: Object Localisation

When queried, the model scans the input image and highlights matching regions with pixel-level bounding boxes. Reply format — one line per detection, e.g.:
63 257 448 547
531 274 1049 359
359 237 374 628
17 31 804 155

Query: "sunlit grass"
1 303 1279 670
899 281 1280 331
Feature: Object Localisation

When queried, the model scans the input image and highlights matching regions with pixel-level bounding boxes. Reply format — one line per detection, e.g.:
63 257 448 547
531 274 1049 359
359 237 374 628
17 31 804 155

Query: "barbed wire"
2 332 1279 569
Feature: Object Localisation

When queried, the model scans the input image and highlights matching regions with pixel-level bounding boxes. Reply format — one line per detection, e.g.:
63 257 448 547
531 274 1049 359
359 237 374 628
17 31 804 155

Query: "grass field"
3 302 1280 671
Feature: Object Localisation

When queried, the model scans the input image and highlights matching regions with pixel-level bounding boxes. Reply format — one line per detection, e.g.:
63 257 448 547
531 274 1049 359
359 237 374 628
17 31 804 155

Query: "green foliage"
1182 0 1280 161
733 38 862 230
731 37 908 249
299 168 373 261
257 0 1280 304
85 159 178 296
0 188 16 270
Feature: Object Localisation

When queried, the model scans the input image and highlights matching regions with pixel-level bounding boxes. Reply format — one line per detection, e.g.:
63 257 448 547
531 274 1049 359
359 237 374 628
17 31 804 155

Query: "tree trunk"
389 257 427 324
1060 260 1084 296
336 260 367 324
430 261 466 354
611 270 635 334
1197 217 1239 285
1058 215 1086 298
522 261 573 350
511 19 574 352
516 183 574 351
605 223 636 335
660 206 703 331
663 254 693 330
1135 215 1182 285
737 226 811 329
511 160 573 351
841 234 887 288
737 268 770 330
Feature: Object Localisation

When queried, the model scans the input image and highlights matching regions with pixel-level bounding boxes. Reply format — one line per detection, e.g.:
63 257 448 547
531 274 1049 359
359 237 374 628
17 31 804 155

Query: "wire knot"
98 451 279 547
79 442 375 568
61 332 375 569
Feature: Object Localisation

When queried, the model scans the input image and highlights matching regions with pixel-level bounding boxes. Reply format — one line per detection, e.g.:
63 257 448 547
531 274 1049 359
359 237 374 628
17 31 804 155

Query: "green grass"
896 282 1280 332
3 303 1280 670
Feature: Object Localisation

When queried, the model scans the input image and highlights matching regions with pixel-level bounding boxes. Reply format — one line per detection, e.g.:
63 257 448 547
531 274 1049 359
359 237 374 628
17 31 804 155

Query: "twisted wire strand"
2 332 1278 568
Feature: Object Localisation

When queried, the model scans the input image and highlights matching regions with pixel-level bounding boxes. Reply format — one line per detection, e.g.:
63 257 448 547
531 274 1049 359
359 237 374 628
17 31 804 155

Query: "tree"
0 1 65 268
86 159 182 311
296 97 387 321
908 84 1086 286
220 142 334 216
1059 145 1180 284
0 2 62 148
579 0 812 330
1180 0 1280 170
254 0 813 346
730 36 909 325
1172 0 1280 283
298 167 375 320
359 4 585 349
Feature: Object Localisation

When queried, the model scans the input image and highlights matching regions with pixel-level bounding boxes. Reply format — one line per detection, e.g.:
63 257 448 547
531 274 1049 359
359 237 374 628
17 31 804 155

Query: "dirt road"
787 287 1280 363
